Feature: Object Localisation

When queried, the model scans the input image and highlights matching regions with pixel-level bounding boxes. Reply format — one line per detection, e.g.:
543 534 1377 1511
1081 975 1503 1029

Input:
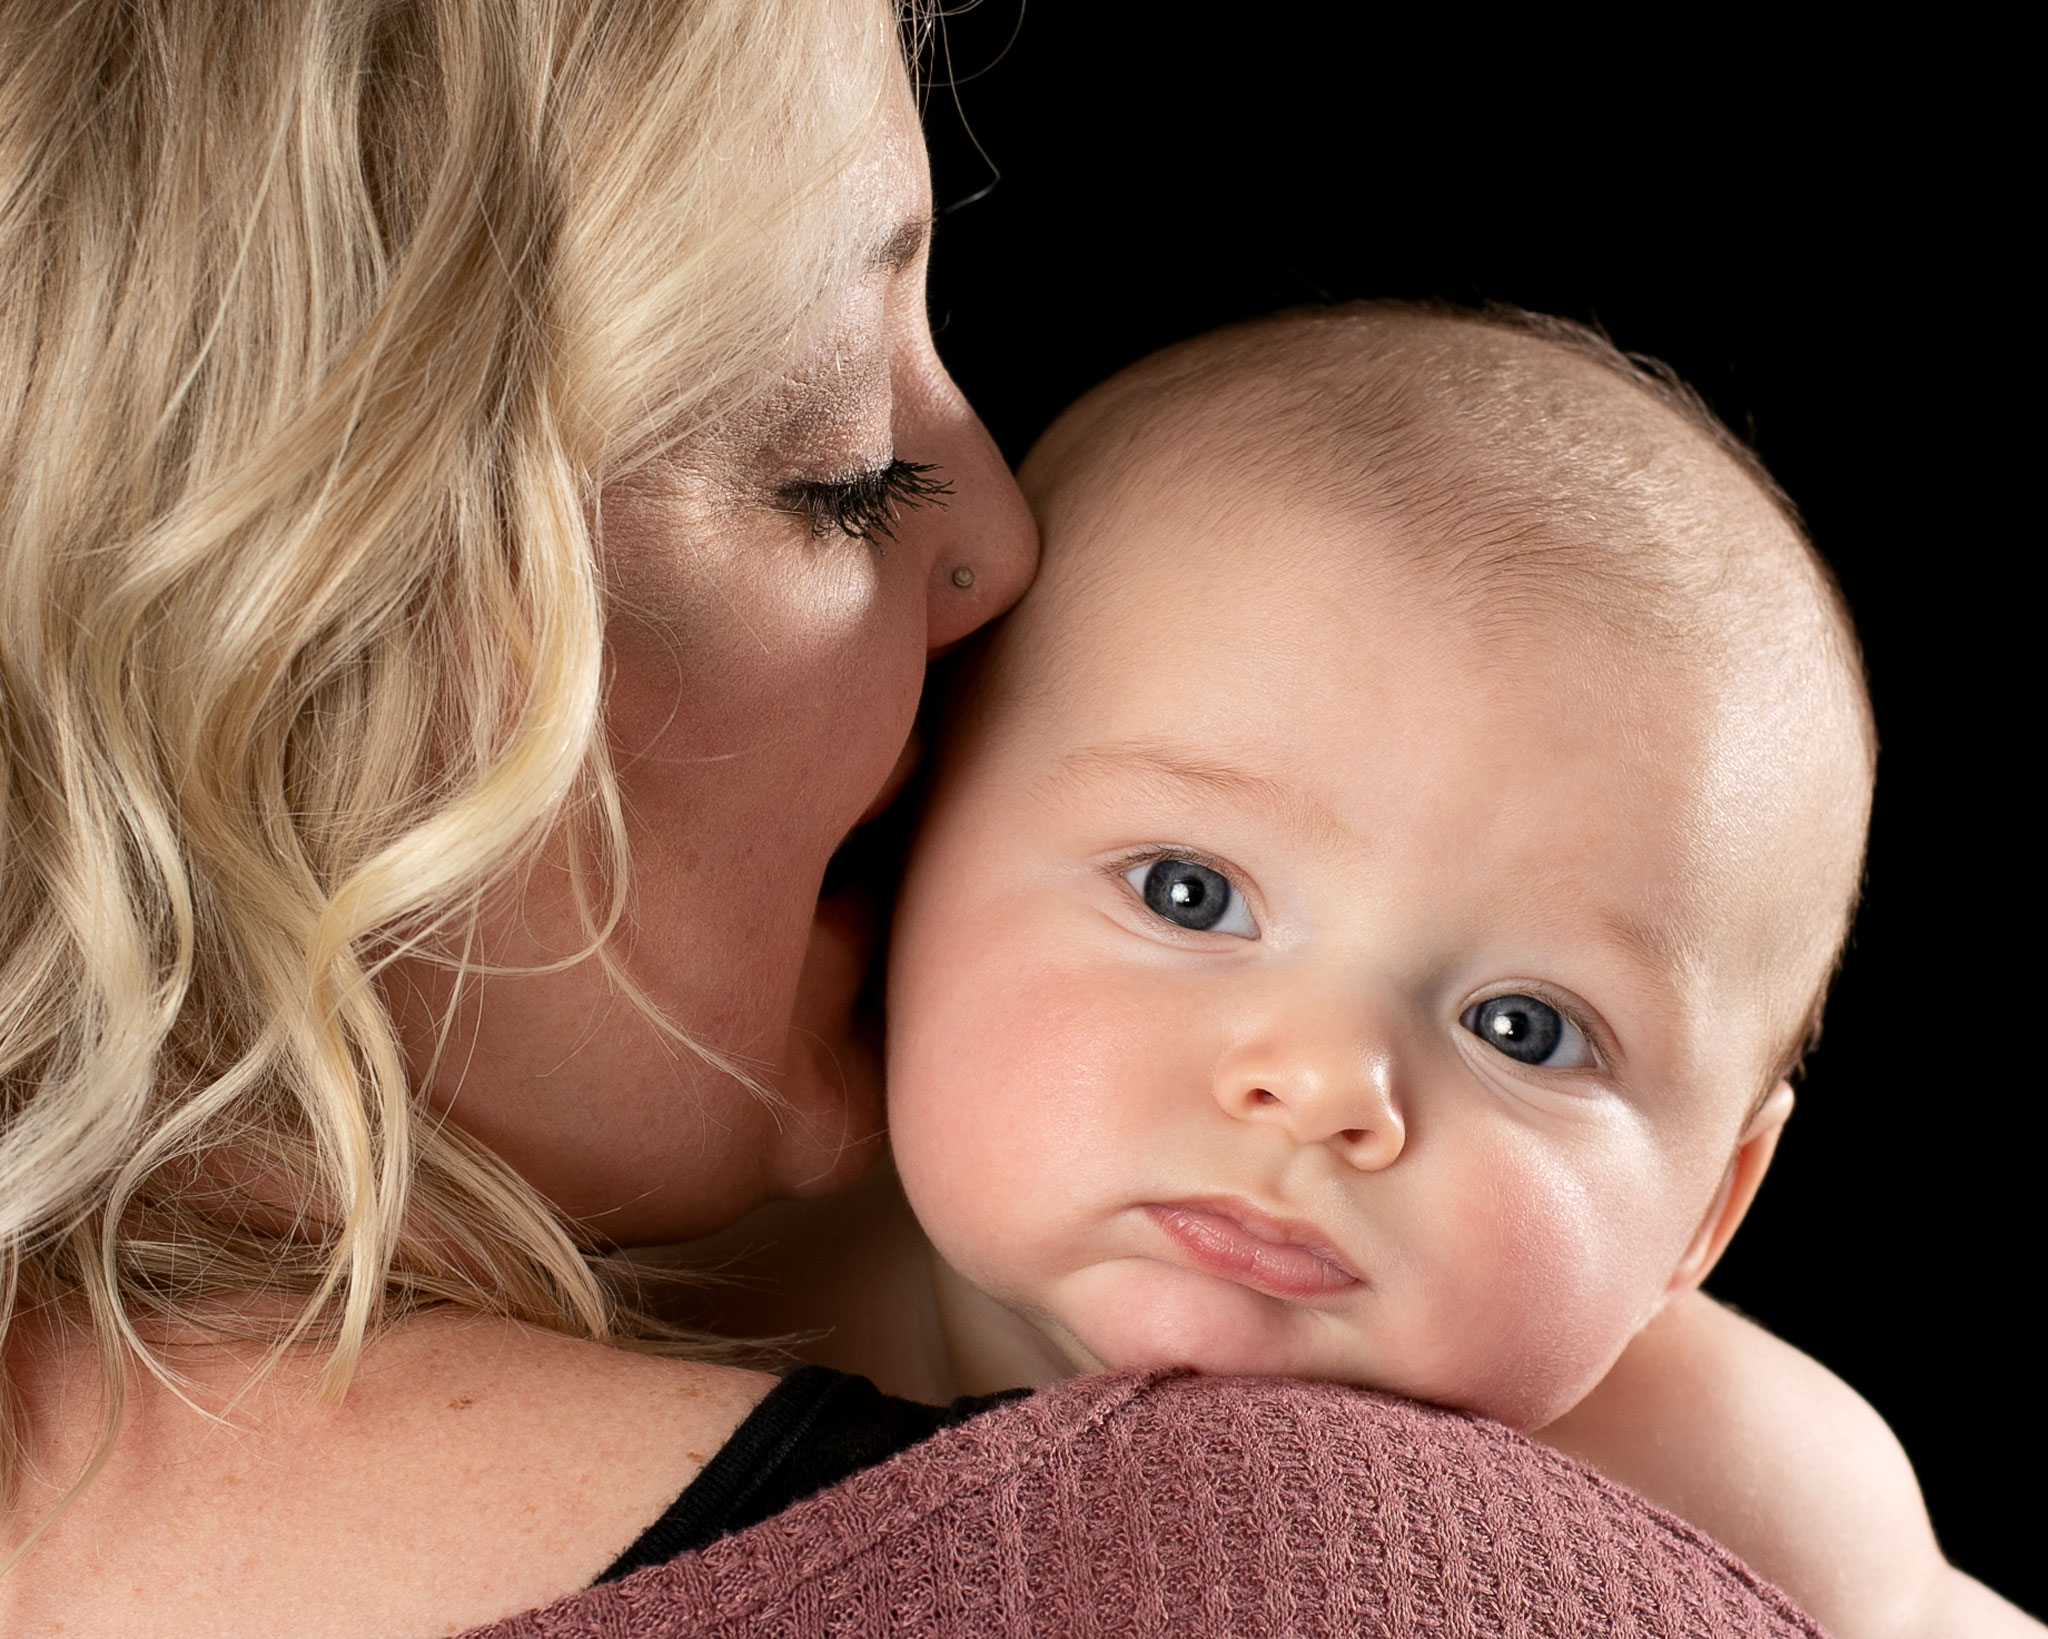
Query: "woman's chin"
769 889 888 1200
773 1040 886 1201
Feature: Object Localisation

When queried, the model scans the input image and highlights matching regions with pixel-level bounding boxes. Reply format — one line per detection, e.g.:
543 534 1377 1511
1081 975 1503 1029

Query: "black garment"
595 1365 1029 1584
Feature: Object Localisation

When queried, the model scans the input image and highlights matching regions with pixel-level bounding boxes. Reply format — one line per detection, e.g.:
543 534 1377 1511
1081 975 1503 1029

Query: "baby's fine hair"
1037 304 1863 699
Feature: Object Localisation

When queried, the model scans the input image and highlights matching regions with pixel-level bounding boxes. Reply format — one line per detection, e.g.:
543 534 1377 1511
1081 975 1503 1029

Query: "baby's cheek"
1431 1141 1674 1429
888 933 1131 1300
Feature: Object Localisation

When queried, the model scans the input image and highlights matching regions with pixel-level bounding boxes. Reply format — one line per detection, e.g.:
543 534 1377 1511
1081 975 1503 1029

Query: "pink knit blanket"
464 1370 1825 1638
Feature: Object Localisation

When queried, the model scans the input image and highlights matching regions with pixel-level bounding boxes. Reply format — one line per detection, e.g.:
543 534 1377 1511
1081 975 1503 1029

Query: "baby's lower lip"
1145 1202 1363 1300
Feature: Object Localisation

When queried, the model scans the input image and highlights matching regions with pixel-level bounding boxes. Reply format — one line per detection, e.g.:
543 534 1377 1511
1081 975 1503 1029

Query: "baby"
687 305 2034 1637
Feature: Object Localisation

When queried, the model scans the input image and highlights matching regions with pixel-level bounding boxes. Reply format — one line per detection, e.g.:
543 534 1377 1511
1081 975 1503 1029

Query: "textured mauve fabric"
460 1371 1826 1639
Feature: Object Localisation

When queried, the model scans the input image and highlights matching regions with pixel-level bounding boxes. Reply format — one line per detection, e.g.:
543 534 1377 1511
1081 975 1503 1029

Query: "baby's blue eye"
1461 995 1594 1069
1125 858 1258 937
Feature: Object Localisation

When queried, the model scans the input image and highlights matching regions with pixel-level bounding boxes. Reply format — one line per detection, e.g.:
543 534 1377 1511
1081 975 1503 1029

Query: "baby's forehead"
1004 567 1796 1112
1027 312 1862 780
1008 307 1874 1081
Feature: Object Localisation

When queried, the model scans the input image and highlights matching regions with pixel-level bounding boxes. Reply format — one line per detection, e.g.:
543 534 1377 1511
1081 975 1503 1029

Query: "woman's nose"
896 356 1040 654
1212 1014 1406 1172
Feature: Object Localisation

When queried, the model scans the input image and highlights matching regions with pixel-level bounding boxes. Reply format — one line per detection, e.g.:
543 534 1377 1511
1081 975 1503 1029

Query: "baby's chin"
1047 1258 1379 1385
1043 1259 1572 1431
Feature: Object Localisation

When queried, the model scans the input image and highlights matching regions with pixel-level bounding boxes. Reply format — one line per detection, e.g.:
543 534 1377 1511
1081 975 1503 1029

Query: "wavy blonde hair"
0 0 906 1512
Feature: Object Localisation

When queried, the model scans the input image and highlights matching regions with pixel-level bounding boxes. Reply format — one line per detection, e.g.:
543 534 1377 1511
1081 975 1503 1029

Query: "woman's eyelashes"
777 458 952 543
1460 994 1597 1071
1123 857 1259 938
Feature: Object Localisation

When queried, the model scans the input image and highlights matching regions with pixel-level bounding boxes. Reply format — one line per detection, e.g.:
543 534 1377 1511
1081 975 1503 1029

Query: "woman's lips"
1146 1201 1363 1301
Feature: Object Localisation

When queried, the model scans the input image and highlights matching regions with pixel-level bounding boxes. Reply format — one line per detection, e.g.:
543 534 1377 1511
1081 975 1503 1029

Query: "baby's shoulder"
1541 1291 2035 1639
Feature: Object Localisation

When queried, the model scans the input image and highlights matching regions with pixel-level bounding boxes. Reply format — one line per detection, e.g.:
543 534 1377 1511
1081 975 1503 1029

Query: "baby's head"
887 305 1873 1430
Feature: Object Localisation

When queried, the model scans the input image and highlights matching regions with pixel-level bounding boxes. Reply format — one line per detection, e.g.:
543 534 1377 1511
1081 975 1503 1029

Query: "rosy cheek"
1430 1143 1664 1427
891 914 1143 1282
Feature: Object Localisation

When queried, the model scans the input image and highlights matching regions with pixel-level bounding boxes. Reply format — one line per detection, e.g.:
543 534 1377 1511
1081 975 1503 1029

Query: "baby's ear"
1664 1081 1797 1296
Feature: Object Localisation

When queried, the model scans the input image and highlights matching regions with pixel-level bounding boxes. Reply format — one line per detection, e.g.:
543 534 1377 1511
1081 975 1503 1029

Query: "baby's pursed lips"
1145 1200 1364 1299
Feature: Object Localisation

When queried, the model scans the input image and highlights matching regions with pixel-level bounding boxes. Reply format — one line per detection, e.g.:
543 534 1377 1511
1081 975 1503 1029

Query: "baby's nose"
1212 1030 1405 1171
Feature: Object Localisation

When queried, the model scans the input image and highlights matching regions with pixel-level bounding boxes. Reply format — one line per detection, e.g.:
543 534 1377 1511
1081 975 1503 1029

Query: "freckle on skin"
448 1396 473 1410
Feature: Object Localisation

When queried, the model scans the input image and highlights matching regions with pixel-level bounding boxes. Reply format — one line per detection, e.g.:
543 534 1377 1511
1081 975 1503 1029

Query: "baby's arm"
1536 1290 2039 1639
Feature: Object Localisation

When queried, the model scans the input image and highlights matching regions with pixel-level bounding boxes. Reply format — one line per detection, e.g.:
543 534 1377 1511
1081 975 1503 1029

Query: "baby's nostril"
1341 1129 1367 1143
1253 1089 1279 1106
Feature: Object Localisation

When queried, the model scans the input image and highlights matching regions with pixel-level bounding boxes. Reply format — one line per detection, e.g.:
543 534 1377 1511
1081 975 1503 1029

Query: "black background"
914 5 2037 1613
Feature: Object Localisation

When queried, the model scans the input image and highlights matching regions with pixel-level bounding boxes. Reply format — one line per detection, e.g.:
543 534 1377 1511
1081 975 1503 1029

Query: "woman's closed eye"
1460 994 1596 1070
1123 857 1258 937
777 458 951 543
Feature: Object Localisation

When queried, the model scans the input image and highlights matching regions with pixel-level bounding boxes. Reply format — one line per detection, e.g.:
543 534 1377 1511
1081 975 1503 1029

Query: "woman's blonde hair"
0 0 905 1509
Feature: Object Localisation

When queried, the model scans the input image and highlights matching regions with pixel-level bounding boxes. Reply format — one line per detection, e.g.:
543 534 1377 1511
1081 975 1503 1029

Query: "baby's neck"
659 1156 1069 1402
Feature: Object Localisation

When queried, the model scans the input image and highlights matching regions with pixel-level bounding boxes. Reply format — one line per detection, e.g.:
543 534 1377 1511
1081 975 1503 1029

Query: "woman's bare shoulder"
507 1370 1830 1639
0 1310 772 1639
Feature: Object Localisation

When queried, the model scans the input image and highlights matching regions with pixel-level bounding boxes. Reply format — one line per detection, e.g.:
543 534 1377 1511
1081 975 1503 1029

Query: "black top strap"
595 1365 1028 1584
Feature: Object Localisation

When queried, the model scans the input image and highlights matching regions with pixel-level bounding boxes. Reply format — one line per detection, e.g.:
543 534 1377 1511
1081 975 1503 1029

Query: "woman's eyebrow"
1044 740 1349 850
870 213 936 273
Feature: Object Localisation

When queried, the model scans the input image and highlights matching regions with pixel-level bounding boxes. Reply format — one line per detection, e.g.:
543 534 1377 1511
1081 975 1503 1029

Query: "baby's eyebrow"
1597 905 1708 989
1045 741 1350 850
